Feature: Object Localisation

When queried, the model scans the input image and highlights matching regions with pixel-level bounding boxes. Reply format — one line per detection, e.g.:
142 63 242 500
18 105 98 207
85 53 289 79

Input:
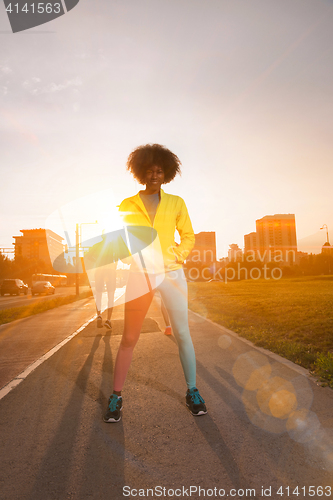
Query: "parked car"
0 279 28 296
31 281 55 296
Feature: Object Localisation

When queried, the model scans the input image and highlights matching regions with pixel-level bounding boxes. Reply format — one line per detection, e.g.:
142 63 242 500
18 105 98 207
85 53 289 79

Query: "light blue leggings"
113 267 196 390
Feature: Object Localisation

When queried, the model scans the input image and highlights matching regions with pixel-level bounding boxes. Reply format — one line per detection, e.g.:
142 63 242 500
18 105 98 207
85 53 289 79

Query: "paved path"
0 288 125 392
0 296 333 500
0 296 95 391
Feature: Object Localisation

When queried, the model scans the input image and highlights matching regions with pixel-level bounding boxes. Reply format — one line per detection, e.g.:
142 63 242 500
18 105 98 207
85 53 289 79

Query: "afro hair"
126 144 181 184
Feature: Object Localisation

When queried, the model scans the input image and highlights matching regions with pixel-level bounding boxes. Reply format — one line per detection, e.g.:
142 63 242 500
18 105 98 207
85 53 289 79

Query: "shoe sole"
186 403 207 416
103 406 122 423
103 415 121 423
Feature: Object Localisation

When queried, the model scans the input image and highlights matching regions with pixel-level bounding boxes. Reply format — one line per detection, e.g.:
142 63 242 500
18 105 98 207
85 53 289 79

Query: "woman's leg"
113 272 154 392
104 266 116 321
158 268 196 389
94 267 104 314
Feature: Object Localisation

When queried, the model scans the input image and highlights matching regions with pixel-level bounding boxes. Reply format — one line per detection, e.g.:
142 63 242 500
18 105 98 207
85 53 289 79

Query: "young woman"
104 144 207 422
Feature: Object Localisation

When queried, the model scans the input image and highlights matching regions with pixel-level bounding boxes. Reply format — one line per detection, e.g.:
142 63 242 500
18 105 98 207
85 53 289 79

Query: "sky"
1 0 333 258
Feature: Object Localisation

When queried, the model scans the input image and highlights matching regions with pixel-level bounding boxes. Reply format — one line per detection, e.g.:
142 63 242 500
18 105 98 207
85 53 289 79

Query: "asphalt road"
0 296 333 500
0 286 91 311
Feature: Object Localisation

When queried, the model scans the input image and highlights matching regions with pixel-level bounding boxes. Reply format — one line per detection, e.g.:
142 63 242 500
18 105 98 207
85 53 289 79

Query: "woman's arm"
173 199 195 264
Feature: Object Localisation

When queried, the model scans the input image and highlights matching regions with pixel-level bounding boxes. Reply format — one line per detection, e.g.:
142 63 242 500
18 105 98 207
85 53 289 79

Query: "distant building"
295 251 309 264
0 247 15 259
187 231 216 264
320 226 333 256
322 242 333 256
244 232 257 255
255 214 297 264
14 229 64 268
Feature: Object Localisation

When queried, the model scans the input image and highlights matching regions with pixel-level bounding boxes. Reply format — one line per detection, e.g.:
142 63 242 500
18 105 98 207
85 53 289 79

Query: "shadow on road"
26 328 125 500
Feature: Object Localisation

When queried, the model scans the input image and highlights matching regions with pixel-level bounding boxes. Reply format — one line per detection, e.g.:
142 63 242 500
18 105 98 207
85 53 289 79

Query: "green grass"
188 276 333 386
0 290 93 325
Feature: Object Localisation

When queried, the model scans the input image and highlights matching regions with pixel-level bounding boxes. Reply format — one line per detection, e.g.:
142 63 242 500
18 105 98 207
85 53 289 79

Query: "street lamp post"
320 224 330 245
75 221 98 297
75 223 80 297
320 224 331 275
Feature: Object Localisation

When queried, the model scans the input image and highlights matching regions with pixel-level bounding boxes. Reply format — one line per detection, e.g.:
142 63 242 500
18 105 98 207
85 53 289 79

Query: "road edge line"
0 315 96 402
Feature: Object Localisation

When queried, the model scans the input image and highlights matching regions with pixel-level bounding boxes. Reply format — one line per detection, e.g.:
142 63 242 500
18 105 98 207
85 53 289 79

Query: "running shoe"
164 326 172 335
186 388 207 416
103 395 122 423
104 320 112 330
97 315 103 328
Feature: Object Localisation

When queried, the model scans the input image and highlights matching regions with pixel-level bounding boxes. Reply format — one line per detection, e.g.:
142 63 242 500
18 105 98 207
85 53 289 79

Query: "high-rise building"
187 231 216 264
14 229 64 268
255 214 297 264
244 232 257 254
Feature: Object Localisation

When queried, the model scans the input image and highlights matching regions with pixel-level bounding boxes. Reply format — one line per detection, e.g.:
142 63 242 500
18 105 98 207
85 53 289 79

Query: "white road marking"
0 287 126 401
0 316 96 402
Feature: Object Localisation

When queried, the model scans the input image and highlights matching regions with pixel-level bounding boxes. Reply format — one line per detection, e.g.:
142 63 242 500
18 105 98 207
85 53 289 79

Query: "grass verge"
188 276 333 387
0 290 93 325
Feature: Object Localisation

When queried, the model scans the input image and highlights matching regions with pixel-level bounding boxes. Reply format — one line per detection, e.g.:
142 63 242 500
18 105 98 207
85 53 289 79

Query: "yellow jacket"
119 189 195 271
